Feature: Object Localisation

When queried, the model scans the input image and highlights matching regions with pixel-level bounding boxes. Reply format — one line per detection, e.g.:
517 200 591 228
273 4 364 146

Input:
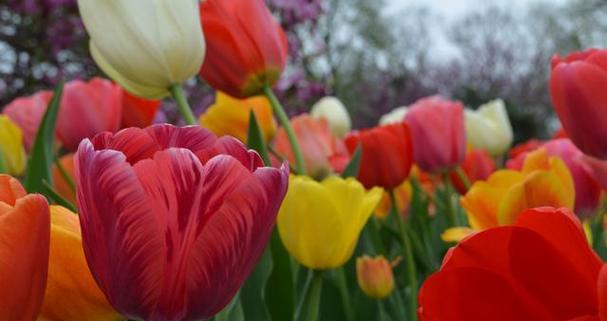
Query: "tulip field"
2 0 607 321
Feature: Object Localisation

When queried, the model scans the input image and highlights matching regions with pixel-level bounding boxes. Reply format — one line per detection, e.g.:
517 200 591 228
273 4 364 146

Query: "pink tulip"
404 96 466 173
3 91 52 151
74 124 288 321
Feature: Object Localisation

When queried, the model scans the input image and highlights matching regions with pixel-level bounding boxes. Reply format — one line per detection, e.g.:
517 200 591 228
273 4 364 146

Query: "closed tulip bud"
278 176 382 270
378 106 408 125
39 206 122 321
310 96 352 138
75 124 288 321
405 96 466 173
198 0 288 98
550 48 607 159
464 99 513 156
356 256 395 300
200 92 276 143
77 0 206 99
0 175 50 321
3 90 52 151
0 116 26 176
345 123 413 189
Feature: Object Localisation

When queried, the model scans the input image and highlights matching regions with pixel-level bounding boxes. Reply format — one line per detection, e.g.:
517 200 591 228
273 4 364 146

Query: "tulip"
200 92 276 143
78 0 205 99
419 207 604 321
52 153 77 207
464 99 513 156
550 48 607 159
198 0 288 98
0 175 49 321
310 96 352 138
74 124 288 321
275 114 349 179
582 155 607 191
39 206 122 321
404 96 466 173
375 180 412 220
507 139 603 218
461 148 574 231
345 123 413 189
0 115 26 176
449 149 495 195
378 106 408 125
3 90 52 151
508 139 543 159
57 78 123 151
121 91 161 129
277 175 382 270
356 256 395 300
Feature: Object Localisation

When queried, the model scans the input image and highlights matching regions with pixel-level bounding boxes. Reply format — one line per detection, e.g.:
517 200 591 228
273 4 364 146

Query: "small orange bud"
356 255 395 300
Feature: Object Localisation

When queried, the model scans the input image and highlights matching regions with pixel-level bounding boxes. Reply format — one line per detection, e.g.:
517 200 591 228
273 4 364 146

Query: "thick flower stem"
377 300 389 321
263 85 306 174
454 166 471 191
170 84 197 125
442 173 458 227
335 267 354 321
389 189 418 321
296 270 323 321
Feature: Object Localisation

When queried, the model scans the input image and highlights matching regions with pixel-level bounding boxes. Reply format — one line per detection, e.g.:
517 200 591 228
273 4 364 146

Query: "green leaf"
41 180 77 213
247 111 272 166
24 81 64 193
215 294 245 321
264 228 295 321
341 144 362 178
240 247 273 321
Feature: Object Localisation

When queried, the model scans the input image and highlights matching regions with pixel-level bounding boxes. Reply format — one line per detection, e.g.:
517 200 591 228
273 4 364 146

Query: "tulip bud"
77 0 206 99
310 96 352 138
356 255 395 300
464 99 513 156
378 106 408 125
0 116 26 176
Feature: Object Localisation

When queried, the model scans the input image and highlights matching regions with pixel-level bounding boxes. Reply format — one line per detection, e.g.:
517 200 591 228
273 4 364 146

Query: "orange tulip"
375 180 412 220
52 153 76 205
200 92 276 143
0 175 49 321
461 148 574 231
38 206 122 321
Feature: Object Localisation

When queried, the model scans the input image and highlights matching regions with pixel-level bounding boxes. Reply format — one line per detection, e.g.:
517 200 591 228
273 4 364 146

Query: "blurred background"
1 0 605 143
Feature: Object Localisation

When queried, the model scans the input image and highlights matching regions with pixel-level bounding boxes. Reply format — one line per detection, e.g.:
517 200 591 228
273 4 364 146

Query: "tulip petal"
0 194 50 321
0 174 27 206
598 264 607 321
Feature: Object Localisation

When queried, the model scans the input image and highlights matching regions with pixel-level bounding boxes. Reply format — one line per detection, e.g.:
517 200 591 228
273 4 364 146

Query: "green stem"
389 190 418 321
169 84 196 125
296 270 323 321
263 85 306 174
335 267 354 321
378 300 389 321
441 174 457 227
454 166 471 191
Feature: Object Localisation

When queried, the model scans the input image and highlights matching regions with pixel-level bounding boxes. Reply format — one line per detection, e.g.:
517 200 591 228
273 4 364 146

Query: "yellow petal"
38 206 122 321
441 227 476 243
0 116 26 176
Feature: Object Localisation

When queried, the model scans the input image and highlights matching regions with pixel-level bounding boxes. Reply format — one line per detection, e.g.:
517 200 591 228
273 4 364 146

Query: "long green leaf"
341 144 362 178
265 229 295 321
240 247 273 321
247 111 272 166
41 180 77 212
24 81 64 193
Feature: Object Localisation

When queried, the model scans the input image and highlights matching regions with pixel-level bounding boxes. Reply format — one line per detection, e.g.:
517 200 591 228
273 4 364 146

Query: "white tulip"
379 106 408 125
310 96 352 138
78 0 206 99
464 99 513 156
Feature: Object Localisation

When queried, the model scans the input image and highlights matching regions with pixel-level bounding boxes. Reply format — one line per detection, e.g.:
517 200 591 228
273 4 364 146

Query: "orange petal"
0 174 26 206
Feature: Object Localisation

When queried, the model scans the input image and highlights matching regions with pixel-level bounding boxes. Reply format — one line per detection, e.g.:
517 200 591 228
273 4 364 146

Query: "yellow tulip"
38 206 122 321
0 115 26 176
277 175 382 270
356 255 395 300
461 148 574 231
200 92 276 142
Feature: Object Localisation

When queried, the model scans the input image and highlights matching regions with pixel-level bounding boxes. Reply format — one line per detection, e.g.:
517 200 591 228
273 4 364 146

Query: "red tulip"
3 90 52 151
198 0 288 98
344 123 413 189
508 139 543 160
449 149 495 194
419 207 603 321
57 78 123 151
404 96 466 173
121 91 161 128
507 139 603 218
550 48 607 159
0 175 50 321
74 124 289 321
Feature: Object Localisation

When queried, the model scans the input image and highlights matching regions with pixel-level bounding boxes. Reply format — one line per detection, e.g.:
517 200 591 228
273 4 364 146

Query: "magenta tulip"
550 48 607 159
74 124 289 321
404 95 466 173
